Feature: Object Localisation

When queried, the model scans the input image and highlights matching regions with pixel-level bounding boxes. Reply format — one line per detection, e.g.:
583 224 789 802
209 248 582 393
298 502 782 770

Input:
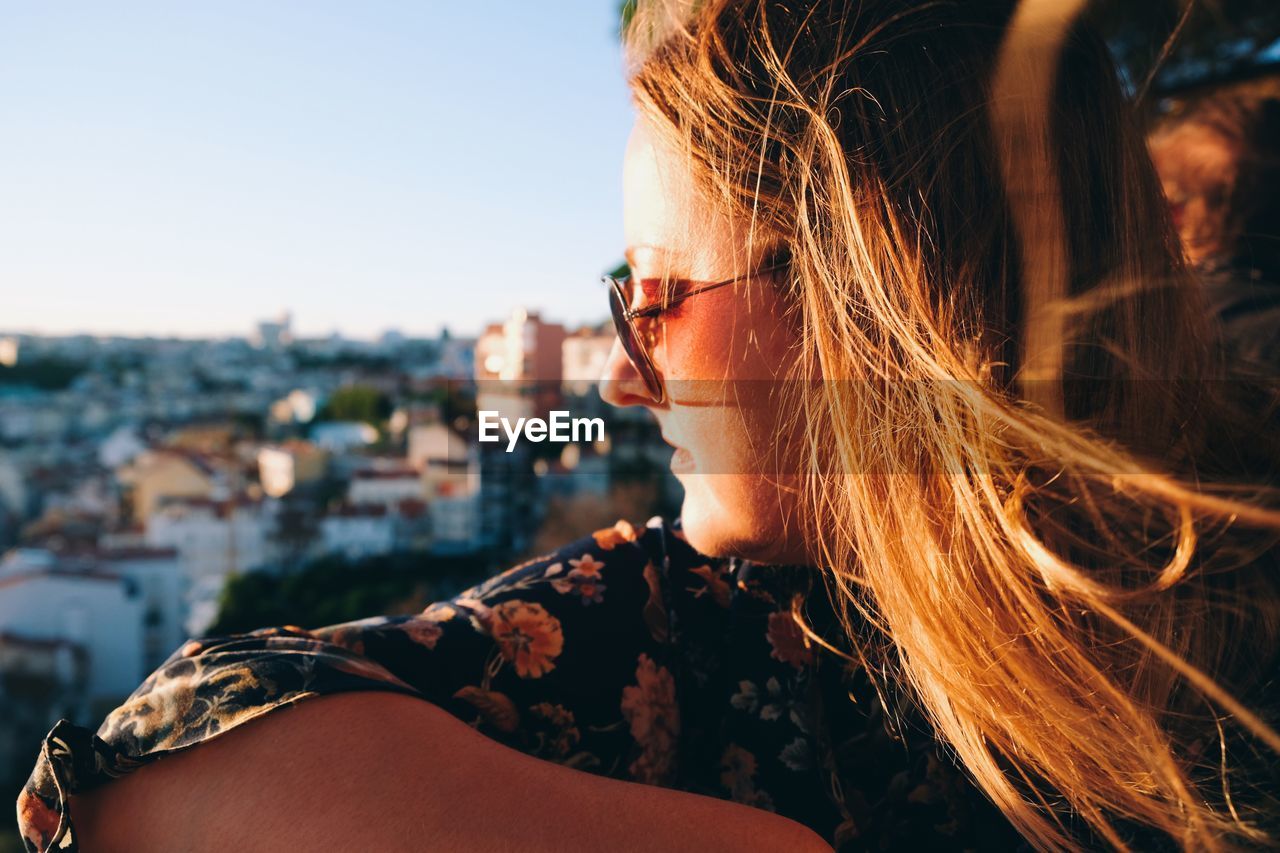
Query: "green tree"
208 551 492 634
320 385 393 425
270 492 322 572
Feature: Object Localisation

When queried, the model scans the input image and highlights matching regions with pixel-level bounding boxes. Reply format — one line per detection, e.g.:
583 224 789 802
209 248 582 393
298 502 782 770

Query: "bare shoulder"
71 691 830 853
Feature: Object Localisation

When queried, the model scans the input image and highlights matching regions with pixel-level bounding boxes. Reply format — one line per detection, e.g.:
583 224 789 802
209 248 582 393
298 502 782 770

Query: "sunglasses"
601 252 790 404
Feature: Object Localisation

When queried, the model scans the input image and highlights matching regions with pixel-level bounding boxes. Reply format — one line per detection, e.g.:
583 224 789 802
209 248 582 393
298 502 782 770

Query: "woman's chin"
677 481 770 561
677 474 805 564
675 500 718 557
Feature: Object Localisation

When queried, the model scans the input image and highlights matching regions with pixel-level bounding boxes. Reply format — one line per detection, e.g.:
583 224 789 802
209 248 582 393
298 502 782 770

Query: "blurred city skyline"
0 1 634 340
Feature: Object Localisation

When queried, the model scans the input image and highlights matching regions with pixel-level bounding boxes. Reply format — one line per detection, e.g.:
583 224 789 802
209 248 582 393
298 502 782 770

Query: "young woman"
18 1 1280 850
1148 89 1280 372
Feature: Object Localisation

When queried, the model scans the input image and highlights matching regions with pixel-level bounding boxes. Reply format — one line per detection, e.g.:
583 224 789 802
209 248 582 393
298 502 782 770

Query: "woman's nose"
599 337 658 408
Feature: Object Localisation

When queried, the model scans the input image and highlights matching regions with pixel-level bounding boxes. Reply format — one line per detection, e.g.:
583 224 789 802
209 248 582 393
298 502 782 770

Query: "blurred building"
166 422 239 455
475 308 567 421
253 312 293 350
476 445 537 554
98 425 147 470
0 568 144 703
0 336 19 367
320 504 396 559
562 323 614 396
87 546 186 672
318 498 432 559
144 496 273 580
0 398 70 443
0 451 28 519
257 441 328 498
409 423 474 477
434 329 475 380
428 492 481 553
348 466 425 509
310 420 379 452
121 449 219 521
0 632 87 790
269 388 321 425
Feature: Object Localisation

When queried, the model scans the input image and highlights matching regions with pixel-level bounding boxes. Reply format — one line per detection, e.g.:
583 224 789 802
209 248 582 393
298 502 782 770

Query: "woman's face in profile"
601 119 805 564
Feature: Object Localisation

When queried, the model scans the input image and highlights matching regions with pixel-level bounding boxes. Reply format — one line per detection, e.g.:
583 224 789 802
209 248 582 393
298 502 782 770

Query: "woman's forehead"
623 121 690 246
622 119 734 271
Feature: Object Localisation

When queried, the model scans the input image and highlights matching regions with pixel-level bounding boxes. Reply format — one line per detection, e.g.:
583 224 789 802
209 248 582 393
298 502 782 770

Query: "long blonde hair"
625 0 1280 849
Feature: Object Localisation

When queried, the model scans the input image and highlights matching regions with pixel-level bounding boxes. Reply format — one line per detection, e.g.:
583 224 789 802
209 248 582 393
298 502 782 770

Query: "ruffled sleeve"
16 518 689 853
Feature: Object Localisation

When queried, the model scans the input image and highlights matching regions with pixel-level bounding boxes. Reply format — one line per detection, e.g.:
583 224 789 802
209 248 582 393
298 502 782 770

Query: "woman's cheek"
659 314 726 382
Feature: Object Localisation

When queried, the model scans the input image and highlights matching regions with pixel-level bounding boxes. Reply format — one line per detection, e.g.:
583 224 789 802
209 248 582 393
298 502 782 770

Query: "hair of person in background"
624 0 1280 849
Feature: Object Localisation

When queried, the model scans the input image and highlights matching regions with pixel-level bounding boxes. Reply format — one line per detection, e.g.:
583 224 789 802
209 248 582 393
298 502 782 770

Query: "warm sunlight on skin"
600 119 806 564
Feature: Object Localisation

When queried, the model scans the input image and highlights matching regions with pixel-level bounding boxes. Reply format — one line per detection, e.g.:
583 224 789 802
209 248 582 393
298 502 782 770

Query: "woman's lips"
661 431 695 473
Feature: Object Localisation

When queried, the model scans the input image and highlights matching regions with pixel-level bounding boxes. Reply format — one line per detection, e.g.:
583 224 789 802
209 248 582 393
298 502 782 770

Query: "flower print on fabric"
687 563 732 608
620 653 680 785
766 609 814 670
549 554 608 605
591 519 640 551
15 517 1032 853
488 600 564 678
719 743 775 812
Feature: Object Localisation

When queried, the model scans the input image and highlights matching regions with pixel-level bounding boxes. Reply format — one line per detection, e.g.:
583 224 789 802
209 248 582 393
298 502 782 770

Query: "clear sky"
0 1 635 340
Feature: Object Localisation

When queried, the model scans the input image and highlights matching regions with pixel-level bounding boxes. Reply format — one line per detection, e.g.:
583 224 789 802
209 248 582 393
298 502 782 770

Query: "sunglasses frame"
601 258 789 404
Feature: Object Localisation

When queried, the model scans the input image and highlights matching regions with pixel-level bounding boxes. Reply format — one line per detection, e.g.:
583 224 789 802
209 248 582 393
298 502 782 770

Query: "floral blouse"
17 517 1028 852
